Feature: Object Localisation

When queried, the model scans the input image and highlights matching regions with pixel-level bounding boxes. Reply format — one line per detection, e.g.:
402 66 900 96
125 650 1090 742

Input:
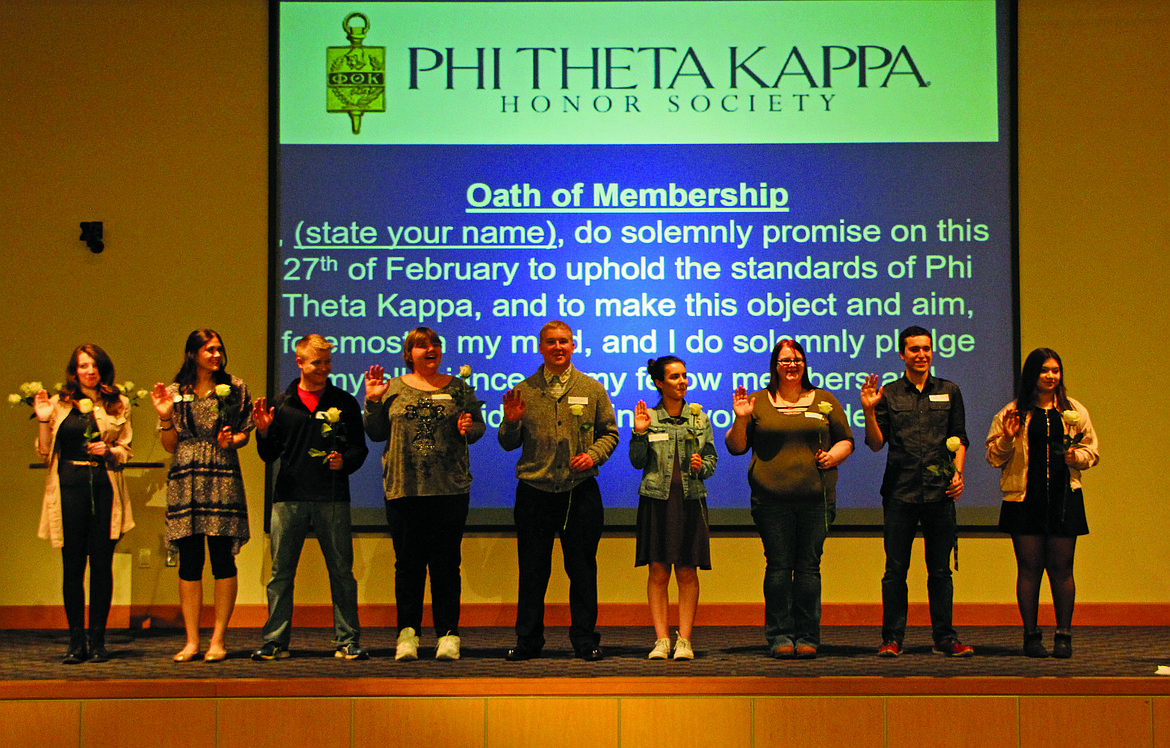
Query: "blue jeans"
751 501 835 650
881 498 956 644
262 501 360 648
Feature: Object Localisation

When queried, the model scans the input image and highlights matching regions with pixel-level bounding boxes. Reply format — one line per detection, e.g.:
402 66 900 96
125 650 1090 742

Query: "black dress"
635 436 712 570
998 407 1088 537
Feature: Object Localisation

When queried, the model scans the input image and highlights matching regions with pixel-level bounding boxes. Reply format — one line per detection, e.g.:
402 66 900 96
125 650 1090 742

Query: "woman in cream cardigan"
986 348 1097 659
33 345 134 664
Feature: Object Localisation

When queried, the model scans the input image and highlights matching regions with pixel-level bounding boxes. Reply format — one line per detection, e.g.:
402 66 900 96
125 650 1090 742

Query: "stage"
2 626 1168 747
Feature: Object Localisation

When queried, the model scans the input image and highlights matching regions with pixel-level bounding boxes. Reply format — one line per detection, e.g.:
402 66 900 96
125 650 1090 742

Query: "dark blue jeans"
751 501 835 650
881 498 957 645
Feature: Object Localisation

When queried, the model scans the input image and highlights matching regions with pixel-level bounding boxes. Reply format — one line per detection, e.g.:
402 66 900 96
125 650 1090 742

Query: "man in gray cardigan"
498 320 619 661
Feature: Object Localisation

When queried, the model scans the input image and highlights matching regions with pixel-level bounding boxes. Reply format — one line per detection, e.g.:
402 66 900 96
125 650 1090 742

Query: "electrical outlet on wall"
138 549 151 568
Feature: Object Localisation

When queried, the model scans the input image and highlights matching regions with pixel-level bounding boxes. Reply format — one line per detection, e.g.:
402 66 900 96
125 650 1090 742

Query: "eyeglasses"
777 358 805 367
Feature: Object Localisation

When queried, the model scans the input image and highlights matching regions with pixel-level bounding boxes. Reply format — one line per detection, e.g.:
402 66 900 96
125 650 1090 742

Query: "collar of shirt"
543 365 573 388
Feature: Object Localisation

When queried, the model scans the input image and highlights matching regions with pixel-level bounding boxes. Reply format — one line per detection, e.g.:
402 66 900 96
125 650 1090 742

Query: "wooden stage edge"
2 676 1169 700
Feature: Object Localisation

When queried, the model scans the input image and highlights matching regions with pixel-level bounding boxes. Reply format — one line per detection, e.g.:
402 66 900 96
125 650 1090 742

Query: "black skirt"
634 459 711 569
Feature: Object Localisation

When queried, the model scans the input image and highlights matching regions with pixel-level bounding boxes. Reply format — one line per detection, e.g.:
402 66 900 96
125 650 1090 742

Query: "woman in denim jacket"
629 356 717 660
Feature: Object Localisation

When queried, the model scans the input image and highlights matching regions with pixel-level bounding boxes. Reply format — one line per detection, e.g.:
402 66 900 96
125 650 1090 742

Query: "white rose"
689 403 703 416
459 365 472 378
817 401 833 415
8 394 22 405
136 389 149 401
77 399 94 414
946 436 962 452
1061 410 1081 426
323 407 342 423
569 404 585 417
215 383 232 398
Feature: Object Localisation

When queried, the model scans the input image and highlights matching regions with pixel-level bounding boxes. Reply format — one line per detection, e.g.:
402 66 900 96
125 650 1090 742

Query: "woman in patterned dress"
150 330 252 662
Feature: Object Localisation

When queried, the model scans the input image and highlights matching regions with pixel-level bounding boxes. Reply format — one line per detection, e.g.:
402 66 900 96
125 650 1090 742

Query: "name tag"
431 393 452 401
648 432 669 443
804 412 825 420
568 396 589 406
929 394 950 402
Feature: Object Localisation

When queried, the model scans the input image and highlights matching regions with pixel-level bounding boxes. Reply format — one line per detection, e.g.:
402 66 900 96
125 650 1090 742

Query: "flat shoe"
204 650 227 662
173 650 200 663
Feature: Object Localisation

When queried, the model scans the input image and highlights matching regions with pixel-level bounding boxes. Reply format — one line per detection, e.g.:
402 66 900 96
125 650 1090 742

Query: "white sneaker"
673 635 694 660
648 638 671 660
436 633 461 661
395 627 419 661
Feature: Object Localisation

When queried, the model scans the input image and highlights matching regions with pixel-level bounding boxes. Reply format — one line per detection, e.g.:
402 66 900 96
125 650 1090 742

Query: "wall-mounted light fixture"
79 221 104 253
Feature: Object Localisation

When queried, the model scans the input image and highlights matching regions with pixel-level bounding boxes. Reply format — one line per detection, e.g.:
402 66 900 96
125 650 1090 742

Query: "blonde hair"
295 334 333 359
539 320 572 341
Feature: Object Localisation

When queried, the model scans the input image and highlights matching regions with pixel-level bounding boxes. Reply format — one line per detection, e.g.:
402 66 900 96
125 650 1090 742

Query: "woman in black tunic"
986 348 1098 658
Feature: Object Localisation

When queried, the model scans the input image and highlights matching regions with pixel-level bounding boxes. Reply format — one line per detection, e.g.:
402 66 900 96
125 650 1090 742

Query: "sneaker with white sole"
395 627 419 661
436 633 461 660
673 635 694 660
335 643 369 660
648 638 671 660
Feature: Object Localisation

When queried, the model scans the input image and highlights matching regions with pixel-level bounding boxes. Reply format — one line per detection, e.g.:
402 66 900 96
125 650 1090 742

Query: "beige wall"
0 0 1165 619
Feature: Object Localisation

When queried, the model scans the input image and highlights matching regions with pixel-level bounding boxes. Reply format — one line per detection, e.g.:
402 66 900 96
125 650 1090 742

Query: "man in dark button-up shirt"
860 325 973 658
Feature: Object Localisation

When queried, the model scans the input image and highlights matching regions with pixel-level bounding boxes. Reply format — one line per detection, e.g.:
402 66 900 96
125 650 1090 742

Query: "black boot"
1052 629 1073 659
88 627 109 663
1023 629 1048 658
63 628 87 665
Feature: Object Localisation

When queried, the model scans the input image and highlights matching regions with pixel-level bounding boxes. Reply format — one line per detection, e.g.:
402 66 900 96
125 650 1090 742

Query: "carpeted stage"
3 625 1169 698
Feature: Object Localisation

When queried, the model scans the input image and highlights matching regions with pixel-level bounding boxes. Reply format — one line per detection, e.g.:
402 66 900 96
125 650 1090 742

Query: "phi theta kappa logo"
327 12 385 134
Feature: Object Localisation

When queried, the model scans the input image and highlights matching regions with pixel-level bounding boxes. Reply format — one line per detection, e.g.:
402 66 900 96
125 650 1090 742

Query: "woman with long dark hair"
725 339 854 659
630 356 716 660
33 345 134 663
986 348 1098 658
150 330 252 662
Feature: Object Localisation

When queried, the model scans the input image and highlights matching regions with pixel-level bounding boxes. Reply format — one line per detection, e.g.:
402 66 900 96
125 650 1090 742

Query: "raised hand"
33 389 53 422
502 388 526 422
364 364 388 402
633 400 651 433
731 386 755 418
150 382 174 420
860 374 884 410
1002 406 1021 440
252 397 274 434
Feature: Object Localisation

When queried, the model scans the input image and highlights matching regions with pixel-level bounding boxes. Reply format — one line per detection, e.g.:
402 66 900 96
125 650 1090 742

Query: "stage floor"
3 626 1169 689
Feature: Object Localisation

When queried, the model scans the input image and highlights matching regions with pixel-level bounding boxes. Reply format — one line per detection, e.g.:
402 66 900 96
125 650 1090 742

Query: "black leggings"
173 534 237 581
1012 533 1076 630
59 467 117 631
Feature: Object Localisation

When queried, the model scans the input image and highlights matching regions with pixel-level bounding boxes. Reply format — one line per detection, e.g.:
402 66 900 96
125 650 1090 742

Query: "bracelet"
160 425 175 432
38 419 50 424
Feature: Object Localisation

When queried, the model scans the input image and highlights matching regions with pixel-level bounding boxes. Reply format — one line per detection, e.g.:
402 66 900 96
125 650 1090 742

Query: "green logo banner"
282 1 999 145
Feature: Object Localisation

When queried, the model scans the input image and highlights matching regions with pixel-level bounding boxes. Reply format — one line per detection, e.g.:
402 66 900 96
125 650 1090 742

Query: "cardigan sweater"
37 395 135 548
497 365 619 493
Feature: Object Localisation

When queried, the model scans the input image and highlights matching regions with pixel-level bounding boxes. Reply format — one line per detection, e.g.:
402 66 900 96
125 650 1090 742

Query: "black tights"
1012 534 1076 630
60 477 117 631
